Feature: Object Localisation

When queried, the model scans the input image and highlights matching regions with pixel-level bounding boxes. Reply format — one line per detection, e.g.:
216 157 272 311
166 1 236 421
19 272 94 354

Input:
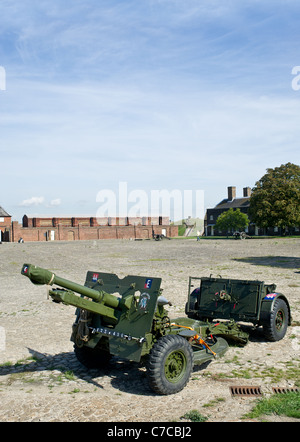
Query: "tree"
215 208 249 234
249 162 300 232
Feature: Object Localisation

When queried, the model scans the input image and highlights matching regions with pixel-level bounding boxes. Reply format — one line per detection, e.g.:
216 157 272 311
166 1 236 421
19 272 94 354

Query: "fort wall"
11 218 177 242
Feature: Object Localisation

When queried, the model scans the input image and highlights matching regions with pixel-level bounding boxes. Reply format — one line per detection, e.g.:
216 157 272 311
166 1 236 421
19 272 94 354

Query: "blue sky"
1 0 300 221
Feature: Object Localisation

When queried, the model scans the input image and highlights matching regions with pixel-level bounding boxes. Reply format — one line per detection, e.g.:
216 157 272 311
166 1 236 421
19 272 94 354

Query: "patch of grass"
231 368 252 379
203 397 226 408
224 355 241 364
245 391 300 420
5 372 41 386
69 388 80 394
50 369 76 384
63 370 76 381
202 360 300 385
48 373 64 385
177 224 186 236
0 361 13 367
181 409 208 422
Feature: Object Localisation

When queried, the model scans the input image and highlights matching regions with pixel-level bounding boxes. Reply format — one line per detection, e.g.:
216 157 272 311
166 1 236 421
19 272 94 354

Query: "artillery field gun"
21 264 291 395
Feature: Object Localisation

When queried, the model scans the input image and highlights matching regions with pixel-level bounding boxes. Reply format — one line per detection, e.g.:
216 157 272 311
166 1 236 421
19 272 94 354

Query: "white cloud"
20 196 45 207
50 198 61 206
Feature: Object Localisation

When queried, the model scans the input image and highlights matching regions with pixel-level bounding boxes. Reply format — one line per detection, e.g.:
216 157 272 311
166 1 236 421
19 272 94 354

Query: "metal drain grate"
230 386 262 397
272 387 299 394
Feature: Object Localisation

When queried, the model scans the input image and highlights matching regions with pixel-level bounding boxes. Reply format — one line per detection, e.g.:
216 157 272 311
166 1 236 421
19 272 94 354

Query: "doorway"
67 231 75 241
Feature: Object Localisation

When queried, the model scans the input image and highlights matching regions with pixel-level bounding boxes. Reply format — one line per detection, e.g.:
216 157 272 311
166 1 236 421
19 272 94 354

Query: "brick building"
205 186 300 236
10 215 177 242
204 186 254 236
0 206 12 242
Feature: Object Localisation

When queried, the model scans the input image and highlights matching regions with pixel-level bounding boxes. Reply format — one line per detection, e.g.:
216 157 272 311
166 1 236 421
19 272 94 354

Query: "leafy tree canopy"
215 208 249 233
249 162 300 229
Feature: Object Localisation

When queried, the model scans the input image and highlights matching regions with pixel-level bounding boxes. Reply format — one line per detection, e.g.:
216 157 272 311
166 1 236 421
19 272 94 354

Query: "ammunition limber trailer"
186 276 291 342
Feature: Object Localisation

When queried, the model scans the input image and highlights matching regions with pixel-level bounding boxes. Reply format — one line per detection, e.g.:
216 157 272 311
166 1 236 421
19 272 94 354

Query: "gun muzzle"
21 263 120 309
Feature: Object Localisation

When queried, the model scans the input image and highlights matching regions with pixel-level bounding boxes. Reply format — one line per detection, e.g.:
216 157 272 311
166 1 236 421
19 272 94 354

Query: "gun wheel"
147 335 193 395
263 298 289 341
74 344 111 369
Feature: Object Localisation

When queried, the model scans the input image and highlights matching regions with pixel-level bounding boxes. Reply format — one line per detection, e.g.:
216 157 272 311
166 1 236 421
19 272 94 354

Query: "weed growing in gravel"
69 388 80 394
203 397 226 408
63 370 76 381
181 410 208 422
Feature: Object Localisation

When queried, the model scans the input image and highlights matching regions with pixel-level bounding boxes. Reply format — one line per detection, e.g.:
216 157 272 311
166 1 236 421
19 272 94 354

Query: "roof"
0 206 11 217
214 197 250 210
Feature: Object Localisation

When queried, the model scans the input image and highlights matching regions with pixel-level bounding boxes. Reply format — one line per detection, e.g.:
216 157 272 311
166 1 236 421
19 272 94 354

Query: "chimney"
243 187 251 197
227 186 236 201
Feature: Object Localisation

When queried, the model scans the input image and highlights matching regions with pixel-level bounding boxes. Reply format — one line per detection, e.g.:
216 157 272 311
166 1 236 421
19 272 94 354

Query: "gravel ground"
0 237 299 423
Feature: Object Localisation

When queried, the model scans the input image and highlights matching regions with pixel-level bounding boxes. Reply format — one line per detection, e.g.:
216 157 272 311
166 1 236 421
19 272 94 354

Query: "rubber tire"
147 335 193 395
263 298 289 341
74 344 111 369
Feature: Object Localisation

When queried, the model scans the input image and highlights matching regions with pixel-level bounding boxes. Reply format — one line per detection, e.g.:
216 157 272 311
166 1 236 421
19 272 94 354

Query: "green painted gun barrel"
21 263 120 309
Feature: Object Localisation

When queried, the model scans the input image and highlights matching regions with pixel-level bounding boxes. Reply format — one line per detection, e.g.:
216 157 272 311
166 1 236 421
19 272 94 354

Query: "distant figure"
18 237 24 243
196 231 200 241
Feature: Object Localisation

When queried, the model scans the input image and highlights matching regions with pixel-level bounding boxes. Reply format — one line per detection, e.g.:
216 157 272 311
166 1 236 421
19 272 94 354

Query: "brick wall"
0 216 12 229
11 221 178 242
22 215 171 228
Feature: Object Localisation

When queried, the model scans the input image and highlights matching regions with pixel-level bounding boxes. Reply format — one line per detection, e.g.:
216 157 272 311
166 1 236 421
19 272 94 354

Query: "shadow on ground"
233 256 300 269
0 348 157 396
0 347 219 396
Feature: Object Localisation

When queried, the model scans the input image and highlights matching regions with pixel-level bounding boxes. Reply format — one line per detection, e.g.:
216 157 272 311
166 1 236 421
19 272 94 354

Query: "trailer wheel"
263 298 289 341
74 344 111 369
147 335 193 395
